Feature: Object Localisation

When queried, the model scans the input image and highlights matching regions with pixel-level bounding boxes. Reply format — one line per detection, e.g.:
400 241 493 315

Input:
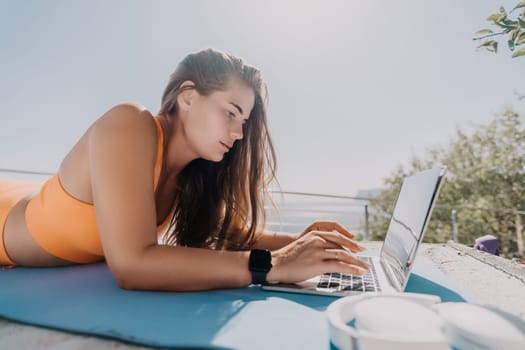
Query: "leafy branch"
473 0 525 58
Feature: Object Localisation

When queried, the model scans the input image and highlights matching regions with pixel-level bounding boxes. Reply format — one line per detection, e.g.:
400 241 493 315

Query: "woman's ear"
177 80 196 112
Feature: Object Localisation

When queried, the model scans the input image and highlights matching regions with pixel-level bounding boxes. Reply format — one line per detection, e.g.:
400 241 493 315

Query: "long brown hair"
159 48 277 250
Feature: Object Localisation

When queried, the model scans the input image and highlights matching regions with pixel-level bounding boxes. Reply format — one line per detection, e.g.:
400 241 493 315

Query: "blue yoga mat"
0 257 466 349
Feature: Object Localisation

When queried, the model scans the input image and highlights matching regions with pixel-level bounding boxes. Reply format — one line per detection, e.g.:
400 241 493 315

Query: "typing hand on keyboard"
266 221 371 285
318 257 381 292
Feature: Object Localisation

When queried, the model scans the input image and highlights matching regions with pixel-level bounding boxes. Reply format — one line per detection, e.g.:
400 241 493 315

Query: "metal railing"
3 167 522 255
0 168 54 176
265 190 371 238
265 192 525 256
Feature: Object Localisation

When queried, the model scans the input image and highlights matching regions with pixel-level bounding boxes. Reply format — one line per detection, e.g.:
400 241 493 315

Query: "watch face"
249 249 272 272
249 249 272 285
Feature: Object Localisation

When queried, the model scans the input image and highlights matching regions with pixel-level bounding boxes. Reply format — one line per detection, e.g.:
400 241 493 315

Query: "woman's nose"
230 123 243 140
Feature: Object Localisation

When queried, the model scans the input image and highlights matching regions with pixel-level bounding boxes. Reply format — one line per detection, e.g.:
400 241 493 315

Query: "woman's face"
182 78 255 162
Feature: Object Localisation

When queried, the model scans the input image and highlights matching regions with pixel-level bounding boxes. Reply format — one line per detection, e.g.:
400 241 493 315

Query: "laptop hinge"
380 258 404 292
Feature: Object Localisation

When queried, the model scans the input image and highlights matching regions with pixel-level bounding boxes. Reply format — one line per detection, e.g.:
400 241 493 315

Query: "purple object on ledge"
474 234 500 255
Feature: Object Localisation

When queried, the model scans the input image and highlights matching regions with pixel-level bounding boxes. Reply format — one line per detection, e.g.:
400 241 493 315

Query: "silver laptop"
263 166 447 297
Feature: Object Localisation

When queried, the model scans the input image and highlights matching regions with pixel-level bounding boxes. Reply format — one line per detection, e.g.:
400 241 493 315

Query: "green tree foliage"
473 0 525 58
368 109 525 258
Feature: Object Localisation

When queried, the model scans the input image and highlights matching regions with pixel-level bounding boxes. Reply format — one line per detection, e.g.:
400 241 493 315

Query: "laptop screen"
379 167 445 290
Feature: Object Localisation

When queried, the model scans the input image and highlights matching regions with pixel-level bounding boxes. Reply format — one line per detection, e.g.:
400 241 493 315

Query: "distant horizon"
0 167 383 198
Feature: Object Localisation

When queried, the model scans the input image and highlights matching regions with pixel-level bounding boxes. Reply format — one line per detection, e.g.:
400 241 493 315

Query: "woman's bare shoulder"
90 103 156 134
87 103 159 170
58 103 158 203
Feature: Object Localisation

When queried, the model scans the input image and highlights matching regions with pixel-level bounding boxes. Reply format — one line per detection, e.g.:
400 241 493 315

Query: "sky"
1 0 524 197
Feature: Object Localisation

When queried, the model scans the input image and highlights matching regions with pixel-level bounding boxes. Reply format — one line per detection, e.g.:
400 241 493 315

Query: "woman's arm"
89 105 368 291
89 105 254 291
252 230 296 250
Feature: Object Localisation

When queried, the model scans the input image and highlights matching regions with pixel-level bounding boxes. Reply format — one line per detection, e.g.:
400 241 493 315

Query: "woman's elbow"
115 273 139 290
107 257 144 290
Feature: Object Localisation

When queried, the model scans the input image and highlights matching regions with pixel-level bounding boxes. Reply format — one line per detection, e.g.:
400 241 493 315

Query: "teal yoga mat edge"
0 257 467 349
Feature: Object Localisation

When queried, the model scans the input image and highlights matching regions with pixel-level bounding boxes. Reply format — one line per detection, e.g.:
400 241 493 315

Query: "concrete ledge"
420 241 525 319
445 241 525 283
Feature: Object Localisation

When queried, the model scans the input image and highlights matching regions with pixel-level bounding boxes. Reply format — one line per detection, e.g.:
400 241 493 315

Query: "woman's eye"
227 111 236 119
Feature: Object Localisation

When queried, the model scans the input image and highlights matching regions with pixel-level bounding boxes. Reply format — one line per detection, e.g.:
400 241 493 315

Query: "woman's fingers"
330 221 355 239
308 220 355 239
272 228 370 283
324 260 369 276
309 230 365 253
323 248 371 270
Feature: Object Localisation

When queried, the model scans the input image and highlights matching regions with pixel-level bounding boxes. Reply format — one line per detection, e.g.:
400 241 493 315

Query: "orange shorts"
0 179 42 266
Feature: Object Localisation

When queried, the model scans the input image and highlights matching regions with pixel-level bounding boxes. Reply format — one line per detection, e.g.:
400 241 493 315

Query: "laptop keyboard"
316 257 381 292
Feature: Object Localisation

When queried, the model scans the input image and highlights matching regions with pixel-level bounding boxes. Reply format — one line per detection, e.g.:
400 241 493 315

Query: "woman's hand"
266 221 370 284
298 220 355 240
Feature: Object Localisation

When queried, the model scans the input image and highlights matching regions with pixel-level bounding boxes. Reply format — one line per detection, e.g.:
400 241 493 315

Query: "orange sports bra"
25 117 167 263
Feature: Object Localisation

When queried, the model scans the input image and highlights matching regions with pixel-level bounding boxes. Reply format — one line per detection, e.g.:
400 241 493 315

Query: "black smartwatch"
248 249 272 285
